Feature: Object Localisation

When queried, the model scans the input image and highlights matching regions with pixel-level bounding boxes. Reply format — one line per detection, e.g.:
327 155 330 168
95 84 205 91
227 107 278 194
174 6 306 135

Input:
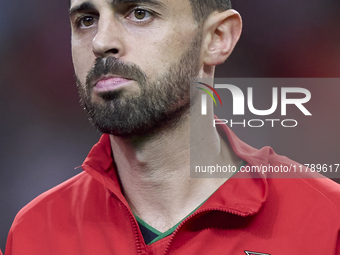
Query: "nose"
92 15 124 58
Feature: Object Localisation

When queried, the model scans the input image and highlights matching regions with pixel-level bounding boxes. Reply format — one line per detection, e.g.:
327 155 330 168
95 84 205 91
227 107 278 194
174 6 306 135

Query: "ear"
202 10 242 66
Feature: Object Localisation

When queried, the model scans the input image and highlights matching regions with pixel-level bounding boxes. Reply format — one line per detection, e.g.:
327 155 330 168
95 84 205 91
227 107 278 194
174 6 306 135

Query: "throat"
108 114 242 235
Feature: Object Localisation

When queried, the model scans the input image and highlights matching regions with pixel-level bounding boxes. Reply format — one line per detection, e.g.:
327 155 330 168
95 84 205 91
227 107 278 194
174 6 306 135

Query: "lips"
93 76 133 93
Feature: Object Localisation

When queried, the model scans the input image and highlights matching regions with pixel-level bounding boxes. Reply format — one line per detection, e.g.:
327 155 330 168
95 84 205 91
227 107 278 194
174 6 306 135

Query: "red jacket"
5 124 340 254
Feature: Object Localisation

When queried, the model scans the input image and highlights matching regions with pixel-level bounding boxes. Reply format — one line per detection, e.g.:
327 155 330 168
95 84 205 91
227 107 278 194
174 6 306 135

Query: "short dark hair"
189 0 232 23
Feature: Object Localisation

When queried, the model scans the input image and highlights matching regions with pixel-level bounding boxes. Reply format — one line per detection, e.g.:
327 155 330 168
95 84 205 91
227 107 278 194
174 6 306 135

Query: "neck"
110 103 242 232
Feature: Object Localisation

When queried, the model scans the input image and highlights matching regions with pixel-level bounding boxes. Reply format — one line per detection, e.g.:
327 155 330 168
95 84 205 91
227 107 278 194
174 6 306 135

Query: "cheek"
71 35 96 84
126 27 197 80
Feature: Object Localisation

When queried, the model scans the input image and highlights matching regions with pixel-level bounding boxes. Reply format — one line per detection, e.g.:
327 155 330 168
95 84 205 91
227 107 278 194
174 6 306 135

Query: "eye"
134 9 147 19
127 8 154 22
76 15 97 28
82 16 95 26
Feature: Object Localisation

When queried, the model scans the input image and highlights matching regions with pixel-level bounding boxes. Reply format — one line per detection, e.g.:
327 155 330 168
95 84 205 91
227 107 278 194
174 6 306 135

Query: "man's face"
70 0 202 136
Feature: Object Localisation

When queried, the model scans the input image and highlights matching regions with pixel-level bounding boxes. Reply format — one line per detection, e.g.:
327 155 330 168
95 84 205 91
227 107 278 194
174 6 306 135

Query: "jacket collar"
81 134 128 204
201 123 269 216
81 122 268 217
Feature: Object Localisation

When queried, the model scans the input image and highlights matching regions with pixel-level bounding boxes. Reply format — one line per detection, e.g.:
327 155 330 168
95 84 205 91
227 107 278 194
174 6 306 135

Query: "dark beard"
77 33 202 137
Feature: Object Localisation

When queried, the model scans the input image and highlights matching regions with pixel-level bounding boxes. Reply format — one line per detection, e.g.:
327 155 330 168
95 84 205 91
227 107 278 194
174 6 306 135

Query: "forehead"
70 0 193 15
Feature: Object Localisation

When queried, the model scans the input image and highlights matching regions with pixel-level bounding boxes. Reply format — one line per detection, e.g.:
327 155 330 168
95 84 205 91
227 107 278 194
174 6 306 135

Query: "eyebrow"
70 0 164 16
69 2 97 17
110 0 164 8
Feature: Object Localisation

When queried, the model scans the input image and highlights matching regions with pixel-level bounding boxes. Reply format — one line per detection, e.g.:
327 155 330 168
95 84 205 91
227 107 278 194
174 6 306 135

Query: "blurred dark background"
1 0 340 251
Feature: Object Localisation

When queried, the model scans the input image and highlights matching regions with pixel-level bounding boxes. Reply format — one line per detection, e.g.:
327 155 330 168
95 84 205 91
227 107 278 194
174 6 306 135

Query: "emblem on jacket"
244 251 271 255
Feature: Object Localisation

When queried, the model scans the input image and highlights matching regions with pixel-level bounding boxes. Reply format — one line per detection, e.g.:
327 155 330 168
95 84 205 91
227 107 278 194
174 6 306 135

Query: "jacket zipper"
111 192 145 255
125 205 144 255
163 207 251 255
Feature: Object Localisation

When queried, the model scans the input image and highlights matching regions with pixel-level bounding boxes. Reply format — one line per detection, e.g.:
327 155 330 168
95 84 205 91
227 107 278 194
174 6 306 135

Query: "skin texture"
76 36 202 136
70 0 242 231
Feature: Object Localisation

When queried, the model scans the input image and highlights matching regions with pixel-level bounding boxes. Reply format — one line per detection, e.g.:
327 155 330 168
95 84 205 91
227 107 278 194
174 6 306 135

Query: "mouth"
92 76 134 94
